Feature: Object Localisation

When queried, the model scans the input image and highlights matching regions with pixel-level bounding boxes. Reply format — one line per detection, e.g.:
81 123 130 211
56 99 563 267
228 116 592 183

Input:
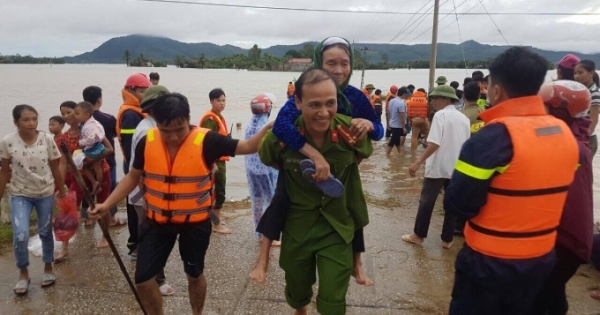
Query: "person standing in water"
199 88 232 234
251 36 382 286
0 105 66 295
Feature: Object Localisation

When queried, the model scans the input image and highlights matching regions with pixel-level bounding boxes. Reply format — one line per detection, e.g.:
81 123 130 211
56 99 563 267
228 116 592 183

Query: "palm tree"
123 50 130 67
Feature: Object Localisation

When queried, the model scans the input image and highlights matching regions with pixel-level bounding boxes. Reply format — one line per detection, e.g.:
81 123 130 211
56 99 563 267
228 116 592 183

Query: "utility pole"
428 0 440 91
359 46 372 89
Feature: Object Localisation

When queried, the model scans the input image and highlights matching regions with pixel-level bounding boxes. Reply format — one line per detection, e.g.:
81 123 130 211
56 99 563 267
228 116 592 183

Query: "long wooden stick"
60 143 148 315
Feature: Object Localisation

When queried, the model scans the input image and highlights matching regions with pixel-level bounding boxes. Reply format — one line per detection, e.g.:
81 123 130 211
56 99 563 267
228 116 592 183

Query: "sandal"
159 284 175 296
110 218 127 227
14 279 30 296
299 159 345 198
41 273 56 288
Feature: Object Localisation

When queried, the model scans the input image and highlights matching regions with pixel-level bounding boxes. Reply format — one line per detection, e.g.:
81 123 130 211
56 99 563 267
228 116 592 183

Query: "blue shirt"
272 85 384 150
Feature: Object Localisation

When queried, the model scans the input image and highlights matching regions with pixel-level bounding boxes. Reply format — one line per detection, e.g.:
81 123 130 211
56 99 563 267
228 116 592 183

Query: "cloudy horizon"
1 0 599 57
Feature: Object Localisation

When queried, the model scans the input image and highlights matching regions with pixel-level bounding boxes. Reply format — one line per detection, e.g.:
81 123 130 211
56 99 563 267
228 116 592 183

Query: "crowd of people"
1 36 600 315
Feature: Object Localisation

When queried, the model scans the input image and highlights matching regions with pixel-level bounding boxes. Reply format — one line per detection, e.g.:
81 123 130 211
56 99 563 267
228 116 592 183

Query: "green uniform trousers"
215 160 226 208
280 215 353 315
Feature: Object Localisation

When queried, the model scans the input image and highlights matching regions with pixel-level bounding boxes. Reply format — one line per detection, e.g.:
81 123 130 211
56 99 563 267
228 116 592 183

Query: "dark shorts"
135 219 212 284
388 127 406 147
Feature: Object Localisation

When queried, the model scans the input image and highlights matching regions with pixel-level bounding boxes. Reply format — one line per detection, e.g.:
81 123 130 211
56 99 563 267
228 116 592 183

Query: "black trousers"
126 199 138 252
531 243 584 315
256 169 365 252
413 178 455 243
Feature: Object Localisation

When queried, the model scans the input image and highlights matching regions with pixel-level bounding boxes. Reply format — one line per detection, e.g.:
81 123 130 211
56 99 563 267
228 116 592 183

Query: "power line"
358 0 394 42
406 0 468 45
419 0 481 44
387 1 432 43
398 0 451 44
133 0 600 16
453 0 469 74
478 0 509 45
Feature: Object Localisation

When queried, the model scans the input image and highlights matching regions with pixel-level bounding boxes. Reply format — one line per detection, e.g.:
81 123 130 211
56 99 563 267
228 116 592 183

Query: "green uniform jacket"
259 114 373 244
462 103 485 134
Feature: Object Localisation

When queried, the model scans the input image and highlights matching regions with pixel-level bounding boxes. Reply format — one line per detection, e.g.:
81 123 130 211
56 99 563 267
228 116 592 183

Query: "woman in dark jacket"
533 81 594 314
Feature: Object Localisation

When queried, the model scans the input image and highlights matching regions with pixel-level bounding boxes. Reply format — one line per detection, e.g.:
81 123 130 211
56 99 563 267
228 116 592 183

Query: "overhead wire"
397 0 451 44
478 0 510 45
387 0 433 43
453 0 469 74
133 0 600 16
369 0 412 40
357 0 389 42
419 0 481 44
406 0 469 45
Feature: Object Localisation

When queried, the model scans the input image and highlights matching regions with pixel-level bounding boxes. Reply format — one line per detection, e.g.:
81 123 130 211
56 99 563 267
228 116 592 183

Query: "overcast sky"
1 0 599 57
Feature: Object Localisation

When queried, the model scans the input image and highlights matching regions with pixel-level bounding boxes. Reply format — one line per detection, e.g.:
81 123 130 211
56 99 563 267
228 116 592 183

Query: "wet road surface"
0 141 599 315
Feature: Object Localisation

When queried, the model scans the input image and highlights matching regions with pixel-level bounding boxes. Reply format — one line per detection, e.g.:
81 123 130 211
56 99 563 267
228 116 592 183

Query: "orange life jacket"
143 127 216 224
199 110 229 162
287 83 295 98
407 91 428 118
116 89 147 160
464 96 579 259
371 95 382 108
362 88 371 99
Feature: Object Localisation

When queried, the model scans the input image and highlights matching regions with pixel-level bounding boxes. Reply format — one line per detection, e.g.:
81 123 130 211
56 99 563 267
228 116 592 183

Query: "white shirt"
79 116 105 149
0 132 61 198
128 116 157 206
425 105 470 178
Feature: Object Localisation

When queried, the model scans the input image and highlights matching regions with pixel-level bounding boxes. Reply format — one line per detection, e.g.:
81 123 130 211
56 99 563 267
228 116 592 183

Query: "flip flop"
14 279 30 296
302 168 345 198
41 273 56 288
299 159 345 198
110 218 127 227
159 284 175 296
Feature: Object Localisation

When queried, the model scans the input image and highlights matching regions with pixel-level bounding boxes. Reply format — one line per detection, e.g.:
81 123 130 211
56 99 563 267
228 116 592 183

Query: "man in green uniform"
199 88 231 234
259 69 372 315
461 82 485 134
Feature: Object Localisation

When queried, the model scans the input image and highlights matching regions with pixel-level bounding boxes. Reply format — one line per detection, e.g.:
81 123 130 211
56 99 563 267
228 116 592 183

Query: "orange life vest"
199 110 229 162
464 96 579 259
116 89 147 160
362 88 371 99
143 127 216 224
287 83 295 98
371 95 382 108
407 91 428 118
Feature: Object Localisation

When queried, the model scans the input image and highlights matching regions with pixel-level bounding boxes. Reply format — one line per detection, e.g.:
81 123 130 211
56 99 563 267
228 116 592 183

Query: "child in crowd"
48 116 65 142
74 101 106 194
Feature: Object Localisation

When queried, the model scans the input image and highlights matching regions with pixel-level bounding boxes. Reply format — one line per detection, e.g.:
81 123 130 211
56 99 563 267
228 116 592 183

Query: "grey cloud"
0 0 598 57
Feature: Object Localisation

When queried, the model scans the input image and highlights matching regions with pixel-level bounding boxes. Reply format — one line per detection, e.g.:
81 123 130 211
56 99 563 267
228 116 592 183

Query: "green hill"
64 34 600 65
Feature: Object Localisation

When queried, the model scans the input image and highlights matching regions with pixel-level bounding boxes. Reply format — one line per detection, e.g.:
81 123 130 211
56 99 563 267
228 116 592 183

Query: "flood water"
0 64 599 220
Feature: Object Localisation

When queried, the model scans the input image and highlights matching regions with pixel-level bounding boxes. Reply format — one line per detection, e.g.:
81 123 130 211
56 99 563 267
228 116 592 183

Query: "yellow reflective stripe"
455 160 510 180
121 129 136 135
147 129 155 142
470 121 485 134
193 133 205 146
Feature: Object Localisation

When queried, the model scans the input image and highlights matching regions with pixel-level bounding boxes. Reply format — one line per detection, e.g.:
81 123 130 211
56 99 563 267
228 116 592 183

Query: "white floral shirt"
0 131 61 198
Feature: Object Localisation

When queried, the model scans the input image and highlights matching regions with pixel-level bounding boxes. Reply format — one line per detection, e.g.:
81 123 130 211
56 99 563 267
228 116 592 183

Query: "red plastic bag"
54 191 79 242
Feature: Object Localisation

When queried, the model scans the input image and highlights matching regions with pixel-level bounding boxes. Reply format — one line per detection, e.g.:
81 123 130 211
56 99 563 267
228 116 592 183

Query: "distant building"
284 58 313 71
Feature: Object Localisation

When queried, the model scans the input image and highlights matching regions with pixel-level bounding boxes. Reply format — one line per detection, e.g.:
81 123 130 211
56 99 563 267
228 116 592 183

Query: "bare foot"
212 223 232 234
249 261 268 284
401 233 424 245
353 264 375 286
96 237 109 248
54 250 69 263
293 305 308 315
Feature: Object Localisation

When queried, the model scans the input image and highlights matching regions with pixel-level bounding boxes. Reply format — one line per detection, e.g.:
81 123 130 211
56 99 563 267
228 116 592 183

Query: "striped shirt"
587 83 600 136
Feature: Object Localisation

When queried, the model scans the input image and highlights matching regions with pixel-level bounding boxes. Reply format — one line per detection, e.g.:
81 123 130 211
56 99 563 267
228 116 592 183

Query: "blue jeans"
11 194 55 269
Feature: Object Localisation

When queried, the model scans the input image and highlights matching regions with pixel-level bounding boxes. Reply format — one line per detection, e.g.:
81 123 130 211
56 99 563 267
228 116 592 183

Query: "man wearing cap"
127 85 175 296
403 85 470 249
362 84 375 99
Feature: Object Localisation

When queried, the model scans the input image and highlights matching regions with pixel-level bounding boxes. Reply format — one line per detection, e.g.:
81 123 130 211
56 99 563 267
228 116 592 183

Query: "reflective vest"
199 111 229 162
461 96 579 259
143 127 216 224
116 89 147 160
407 92 428 118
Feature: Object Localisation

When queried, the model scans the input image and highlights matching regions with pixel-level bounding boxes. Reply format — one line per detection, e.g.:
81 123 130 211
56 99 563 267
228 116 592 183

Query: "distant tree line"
174 44 291 70
0 54 65 64
124 50 167 67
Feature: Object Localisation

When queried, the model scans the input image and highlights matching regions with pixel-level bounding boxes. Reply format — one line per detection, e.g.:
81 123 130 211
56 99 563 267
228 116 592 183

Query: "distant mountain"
64 34 600 65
